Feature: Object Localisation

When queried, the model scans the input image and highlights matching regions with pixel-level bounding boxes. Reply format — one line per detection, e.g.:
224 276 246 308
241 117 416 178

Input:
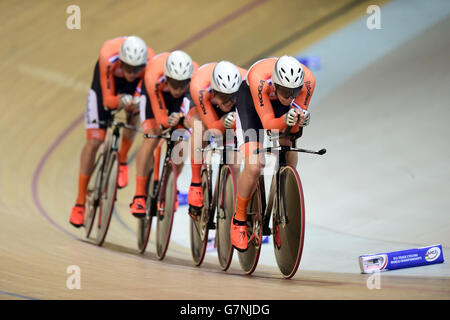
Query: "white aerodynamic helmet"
211 61 242 94
272 55 304 89
164 50 194 81
119 36 148 66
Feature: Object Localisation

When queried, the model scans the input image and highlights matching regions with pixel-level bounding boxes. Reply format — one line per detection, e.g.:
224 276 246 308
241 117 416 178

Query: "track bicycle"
190 137 239 270
84 108 139 246
136 125 188 260
237 130 326 278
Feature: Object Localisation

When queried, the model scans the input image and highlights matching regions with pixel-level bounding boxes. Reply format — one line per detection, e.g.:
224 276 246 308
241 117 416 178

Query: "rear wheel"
84 152 104 238
237 178 263 275
95 151 119 246
272 165 305 279
216 165 236 271
189 167 210 266
155 160 177 260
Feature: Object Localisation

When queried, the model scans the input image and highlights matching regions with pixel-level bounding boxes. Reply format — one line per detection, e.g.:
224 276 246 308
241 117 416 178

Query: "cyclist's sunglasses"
121 62 146 75
275 83 303 100
213 90 237 104
166 76 191 90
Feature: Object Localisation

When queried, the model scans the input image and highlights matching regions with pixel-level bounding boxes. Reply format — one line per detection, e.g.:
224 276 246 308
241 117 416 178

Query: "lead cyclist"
232 55 316 251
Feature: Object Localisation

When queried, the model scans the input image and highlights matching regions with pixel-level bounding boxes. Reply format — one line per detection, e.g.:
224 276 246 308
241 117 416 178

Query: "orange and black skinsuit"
134 52 199 198
235 57 315 158
186 62 248 208
76 37 155 207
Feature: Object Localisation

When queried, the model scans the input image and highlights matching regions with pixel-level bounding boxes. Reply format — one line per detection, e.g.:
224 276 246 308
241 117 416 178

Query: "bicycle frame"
198 142 239 227
144 128 186 214
256 135 326 234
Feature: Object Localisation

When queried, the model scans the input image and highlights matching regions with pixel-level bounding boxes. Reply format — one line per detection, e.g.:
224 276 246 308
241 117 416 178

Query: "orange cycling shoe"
70 204 85 228
118 163 129 189
230 218 248 252
187 184 203 221
130 196 146 218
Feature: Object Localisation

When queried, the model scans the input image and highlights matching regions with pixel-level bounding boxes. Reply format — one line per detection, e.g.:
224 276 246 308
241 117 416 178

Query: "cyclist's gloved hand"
222 112 236 129
126 96 141 113
300 110 311 127
132 96 140 107
168 112 182 127
119 94 133 109
284 108 299 126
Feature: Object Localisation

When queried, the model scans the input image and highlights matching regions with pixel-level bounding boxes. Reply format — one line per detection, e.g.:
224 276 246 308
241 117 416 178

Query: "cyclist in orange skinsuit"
231 56 316 251
130 51 199 217
70 36 155 228
186 61 247 220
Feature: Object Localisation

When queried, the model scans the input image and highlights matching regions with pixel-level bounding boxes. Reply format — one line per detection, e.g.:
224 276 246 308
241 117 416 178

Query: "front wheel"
272 165 305 279
95 151 119 246
137 169 158 254
237 177 264 275
84 152 104 238
155 160 177 260
216 165 237 271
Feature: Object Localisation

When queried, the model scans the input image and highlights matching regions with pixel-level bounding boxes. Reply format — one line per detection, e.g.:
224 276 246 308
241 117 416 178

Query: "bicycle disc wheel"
95 151 119 246
84 152 104 238
216 165 236 271
189 167 210 266
272 165 305 279
137 169 157 254
237 179 263 275
155 160 177 260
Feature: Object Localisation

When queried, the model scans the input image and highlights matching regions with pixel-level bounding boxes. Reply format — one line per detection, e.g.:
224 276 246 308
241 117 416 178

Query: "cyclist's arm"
192 89 226 133
98 53 120 110
249 80 287 131
148 78 170 128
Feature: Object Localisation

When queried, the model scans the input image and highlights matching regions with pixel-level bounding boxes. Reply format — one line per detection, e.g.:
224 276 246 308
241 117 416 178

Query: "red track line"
31 114 84 239
170 0 269 51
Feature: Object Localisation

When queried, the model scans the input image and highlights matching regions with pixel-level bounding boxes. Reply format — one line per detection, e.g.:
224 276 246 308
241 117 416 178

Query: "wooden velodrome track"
1 0 449 300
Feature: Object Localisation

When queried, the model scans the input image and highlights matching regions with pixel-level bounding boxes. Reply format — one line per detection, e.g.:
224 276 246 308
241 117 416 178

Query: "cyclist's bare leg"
73 137 103 207
230 151 242 179
122 111 140 142
134 127 161 196
235 149 263 221
173 139 188 174
119 112 140 163
188 114 206 167
79 138 103 176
